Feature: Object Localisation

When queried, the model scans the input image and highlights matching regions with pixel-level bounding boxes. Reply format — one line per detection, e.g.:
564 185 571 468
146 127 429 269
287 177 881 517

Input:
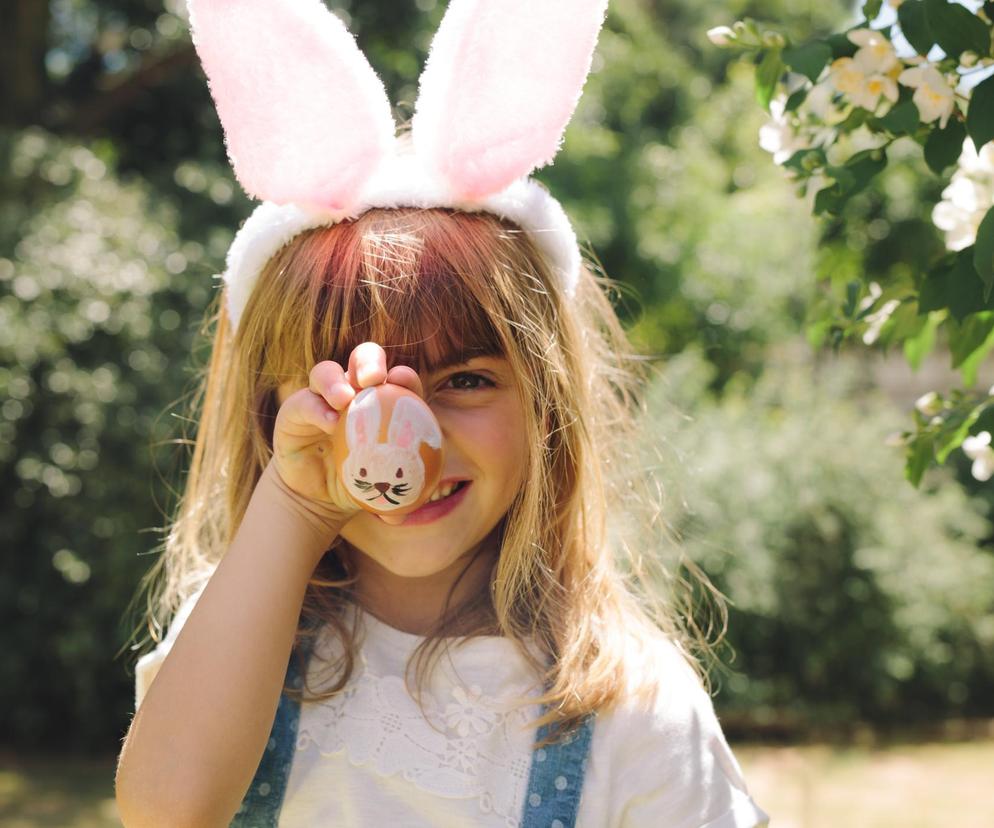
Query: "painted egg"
332 383 444 515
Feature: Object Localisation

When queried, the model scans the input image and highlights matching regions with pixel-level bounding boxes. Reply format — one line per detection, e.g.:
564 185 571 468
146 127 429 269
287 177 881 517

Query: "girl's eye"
444 372 495 391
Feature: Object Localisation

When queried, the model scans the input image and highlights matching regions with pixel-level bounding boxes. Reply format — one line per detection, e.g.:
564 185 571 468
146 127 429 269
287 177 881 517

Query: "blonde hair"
129 206 725 741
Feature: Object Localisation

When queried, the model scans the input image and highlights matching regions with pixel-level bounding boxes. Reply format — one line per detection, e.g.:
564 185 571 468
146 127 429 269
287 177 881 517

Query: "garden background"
2 0 993 825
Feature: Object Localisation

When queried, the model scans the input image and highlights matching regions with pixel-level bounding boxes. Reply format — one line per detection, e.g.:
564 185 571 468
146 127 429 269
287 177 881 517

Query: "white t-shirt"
135 594 769 828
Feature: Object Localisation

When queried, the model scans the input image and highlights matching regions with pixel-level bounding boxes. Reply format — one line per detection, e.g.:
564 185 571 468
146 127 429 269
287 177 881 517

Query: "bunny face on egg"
335 385 444 514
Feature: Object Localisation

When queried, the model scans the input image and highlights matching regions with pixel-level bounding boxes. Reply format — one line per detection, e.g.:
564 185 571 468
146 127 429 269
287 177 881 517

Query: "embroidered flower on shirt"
444 684 497 737
442 737 480 773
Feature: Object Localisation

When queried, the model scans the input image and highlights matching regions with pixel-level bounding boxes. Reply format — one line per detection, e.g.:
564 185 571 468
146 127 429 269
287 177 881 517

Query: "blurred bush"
0 128 217 751
644 345 994 730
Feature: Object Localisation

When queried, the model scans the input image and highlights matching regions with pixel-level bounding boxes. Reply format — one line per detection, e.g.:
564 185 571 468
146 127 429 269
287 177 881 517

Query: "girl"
115 1 770 826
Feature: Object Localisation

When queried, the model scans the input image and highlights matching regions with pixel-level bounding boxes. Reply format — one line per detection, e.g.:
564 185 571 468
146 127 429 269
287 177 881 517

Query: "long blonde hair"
129 206 725 740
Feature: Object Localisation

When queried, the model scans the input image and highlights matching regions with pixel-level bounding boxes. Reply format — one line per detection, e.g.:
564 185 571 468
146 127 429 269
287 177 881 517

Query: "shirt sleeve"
592 639 770 828
133 582 209 712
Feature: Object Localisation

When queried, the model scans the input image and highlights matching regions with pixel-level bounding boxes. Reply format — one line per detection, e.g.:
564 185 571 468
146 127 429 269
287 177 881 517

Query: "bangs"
261 208 512 383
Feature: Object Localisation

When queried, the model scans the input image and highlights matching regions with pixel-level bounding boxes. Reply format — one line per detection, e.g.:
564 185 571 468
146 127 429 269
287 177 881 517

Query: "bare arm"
115 343 421 827
114 462 349 828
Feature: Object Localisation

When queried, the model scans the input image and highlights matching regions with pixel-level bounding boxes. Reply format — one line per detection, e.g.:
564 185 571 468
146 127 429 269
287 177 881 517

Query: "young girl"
116 1 769 826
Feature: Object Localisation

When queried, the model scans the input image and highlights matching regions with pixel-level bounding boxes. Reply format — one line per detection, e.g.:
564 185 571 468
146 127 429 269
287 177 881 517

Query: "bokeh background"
2 0 993 825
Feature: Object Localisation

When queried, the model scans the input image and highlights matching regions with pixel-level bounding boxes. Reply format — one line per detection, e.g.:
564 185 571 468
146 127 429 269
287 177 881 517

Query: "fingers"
309 360 355 411
347 342 388 389
281 386 341 434
386 365 424 398
305 344 423 417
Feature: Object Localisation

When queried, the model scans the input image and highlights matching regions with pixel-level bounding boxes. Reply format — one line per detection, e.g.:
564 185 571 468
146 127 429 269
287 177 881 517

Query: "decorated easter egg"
332 383 444 515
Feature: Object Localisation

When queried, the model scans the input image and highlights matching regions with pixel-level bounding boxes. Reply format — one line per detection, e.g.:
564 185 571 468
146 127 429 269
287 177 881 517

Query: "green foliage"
711 2 994 487
967 75 994 151
0 128 214 750
643 347 994 724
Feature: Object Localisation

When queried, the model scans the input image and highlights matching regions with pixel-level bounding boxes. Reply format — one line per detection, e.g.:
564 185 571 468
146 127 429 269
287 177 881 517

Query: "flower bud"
960 51 979 68
762 31 786 48
707 26 737 47
915 391 943 417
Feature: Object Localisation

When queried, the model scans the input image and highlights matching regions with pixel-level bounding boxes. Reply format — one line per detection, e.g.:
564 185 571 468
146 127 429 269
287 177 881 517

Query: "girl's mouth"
380 480 471 526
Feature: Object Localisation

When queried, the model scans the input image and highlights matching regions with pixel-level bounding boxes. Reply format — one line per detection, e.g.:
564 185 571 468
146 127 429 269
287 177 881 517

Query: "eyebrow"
426 348 502 374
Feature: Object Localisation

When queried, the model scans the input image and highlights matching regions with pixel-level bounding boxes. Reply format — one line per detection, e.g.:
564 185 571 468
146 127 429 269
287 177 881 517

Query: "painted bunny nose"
374 482 391 494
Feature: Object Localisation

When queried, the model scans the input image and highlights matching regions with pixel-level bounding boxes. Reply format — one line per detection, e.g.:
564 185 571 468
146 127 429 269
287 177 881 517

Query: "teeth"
427 481 460 503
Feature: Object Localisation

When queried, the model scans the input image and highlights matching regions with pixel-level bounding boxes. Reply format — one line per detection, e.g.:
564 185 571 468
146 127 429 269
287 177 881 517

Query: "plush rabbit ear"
187 0 395 211
411 0 608 200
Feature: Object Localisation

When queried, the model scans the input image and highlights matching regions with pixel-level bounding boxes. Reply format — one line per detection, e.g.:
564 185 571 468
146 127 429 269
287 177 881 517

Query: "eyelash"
442 371 495 391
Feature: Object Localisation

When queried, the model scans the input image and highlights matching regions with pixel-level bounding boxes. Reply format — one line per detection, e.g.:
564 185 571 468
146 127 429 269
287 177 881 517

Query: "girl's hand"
272 342 424 521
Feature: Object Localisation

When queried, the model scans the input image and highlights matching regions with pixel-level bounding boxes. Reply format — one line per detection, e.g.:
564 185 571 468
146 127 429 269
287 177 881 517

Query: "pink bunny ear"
187 0 395 211
411 0 609 200
395 419 415 450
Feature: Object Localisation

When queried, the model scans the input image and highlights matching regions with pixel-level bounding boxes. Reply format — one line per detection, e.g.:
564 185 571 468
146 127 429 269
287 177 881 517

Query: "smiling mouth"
425 480 469 504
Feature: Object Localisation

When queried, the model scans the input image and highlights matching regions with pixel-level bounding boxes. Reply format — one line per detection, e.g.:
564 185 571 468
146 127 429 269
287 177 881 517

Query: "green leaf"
975 205 994 299
903 310 942 369
898 0 934 56
863 0 884 21
918 248 994 321
948 311 994 371
844 280 862 318
782 40 833 83
825 30 859 59
783 147 826 174
936 418 981 463
755 48 785 111
966 75 994 155
924 0 990 61
784 87 808 113
924 117 967 174
878 99 920 135
905 431 935 487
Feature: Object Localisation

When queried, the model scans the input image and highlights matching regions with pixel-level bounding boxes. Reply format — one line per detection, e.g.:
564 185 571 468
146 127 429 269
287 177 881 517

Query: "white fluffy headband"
187 0 609 330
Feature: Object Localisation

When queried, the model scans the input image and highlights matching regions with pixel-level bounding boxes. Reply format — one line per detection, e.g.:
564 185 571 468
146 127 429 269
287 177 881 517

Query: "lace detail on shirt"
295 664 539 826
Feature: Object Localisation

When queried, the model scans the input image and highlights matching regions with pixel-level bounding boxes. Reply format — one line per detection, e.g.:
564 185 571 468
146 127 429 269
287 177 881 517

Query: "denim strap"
231 644 595 827
519 714 595 828
229 645 308 827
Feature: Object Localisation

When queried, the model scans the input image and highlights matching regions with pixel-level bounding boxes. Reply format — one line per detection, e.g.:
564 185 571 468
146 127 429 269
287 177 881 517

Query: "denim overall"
231 639 595 828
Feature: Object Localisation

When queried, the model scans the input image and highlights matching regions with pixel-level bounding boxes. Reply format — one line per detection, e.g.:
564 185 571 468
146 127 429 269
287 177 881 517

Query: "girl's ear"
187 0 395 211
411 0 609 200
347 388 382 449
387 397 443 451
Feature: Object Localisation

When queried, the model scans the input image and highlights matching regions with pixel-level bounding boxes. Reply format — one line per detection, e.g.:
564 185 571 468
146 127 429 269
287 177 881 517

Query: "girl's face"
279 354 529 579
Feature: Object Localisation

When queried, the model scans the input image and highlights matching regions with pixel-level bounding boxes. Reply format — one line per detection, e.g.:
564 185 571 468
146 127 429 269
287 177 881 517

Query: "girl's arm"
115 344 415 827
114 461 349 828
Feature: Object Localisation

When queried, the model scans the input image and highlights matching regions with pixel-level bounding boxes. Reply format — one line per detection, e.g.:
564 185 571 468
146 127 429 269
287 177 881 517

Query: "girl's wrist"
257 460 354 566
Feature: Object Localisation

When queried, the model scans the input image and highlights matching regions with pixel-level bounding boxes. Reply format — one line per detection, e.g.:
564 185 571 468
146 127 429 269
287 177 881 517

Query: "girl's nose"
374 482 391 494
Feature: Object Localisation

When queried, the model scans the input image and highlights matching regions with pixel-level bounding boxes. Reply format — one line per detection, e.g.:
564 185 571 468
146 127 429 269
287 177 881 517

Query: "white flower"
914 391 943 417
444 685 495 738
862 298 900 344
897 64 956 128
802 171 833 212
962 432 994 481
932 138 994 251
829 56 899 113
707 26 736 47
848 29 901 75
759 95 811 164
803 80 850 126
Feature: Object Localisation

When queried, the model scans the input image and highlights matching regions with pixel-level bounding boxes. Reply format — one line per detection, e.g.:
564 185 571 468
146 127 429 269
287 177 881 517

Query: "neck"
346 536 498 636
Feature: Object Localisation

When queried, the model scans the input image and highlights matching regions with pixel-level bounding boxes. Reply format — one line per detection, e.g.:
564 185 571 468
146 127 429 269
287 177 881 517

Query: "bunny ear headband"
186 0 610 330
